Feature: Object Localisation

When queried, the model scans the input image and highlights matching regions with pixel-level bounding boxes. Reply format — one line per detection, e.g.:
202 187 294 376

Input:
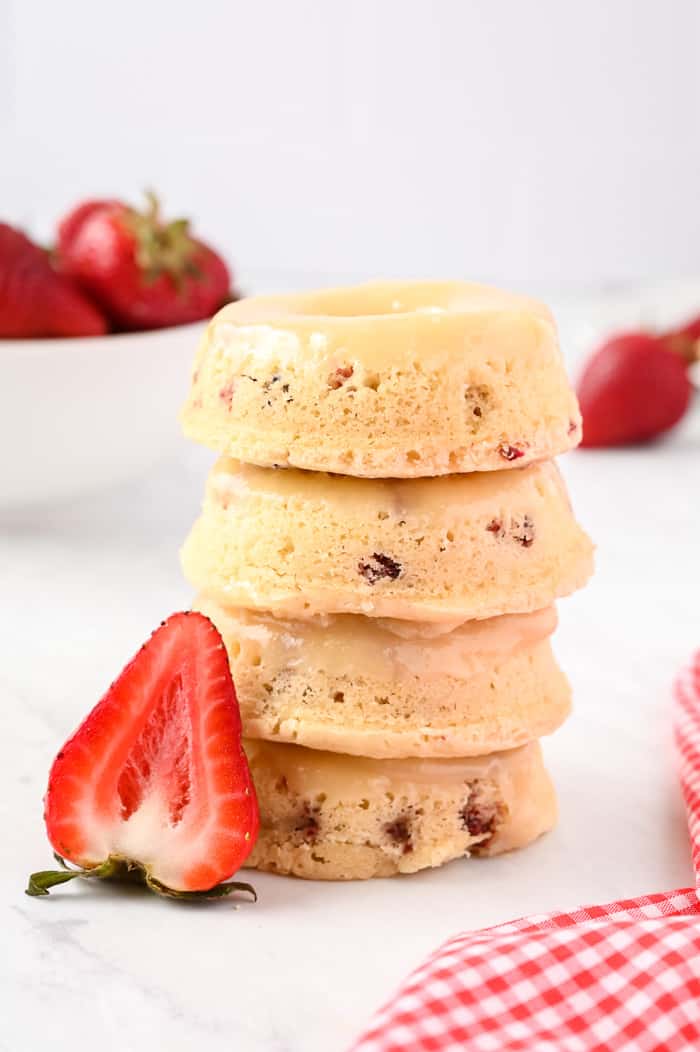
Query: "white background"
4 0 700 291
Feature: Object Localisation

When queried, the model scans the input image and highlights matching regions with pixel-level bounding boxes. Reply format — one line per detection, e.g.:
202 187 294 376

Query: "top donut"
181 280 581 477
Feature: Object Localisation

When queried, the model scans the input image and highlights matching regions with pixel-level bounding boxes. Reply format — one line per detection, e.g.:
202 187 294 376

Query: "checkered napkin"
350 653 700 1052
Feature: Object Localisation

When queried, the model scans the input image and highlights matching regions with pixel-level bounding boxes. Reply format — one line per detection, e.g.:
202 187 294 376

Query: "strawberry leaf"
26 854 257 904
145 875 258 902
26 868 84 896
26 856 117 896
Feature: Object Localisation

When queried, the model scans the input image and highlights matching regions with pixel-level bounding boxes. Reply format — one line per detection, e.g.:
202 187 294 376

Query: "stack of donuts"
181 281 593 880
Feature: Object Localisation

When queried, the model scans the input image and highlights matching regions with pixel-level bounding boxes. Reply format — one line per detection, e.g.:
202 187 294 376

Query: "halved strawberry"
27 612 259 901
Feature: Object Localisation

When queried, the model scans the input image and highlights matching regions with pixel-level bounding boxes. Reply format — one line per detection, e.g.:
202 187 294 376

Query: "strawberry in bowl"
0 222 107 338
27 611 259 900
0 193 237 507
56 192 233 331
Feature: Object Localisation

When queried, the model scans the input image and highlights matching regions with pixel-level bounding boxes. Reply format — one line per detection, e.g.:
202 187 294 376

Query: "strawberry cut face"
42 612 258 894
117 675 193 825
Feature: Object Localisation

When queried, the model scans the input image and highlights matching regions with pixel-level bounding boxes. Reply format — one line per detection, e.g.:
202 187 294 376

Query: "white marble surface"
2 418 699 1052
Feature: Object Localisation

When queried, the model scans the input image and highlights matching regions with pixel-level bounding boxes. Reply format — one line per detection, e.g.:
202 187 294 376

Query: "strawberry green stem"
25 854 257 903
125 191 201 290
26 856 119 896
145 876 258 902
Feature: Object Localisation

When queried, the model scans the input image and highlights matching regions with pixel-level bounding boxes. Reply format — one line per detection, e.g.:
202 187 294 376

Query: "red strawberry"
56 192 233 331
0 222 107 338
577 331 692 448
56 198 121 250
27 612 259 901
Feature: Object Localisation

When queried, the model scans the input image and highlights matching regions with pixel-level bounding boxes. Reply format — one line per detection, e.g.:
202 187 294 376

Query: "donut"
194 598 570 759
243 738 556 880
181 457 593 622
181 280 581 477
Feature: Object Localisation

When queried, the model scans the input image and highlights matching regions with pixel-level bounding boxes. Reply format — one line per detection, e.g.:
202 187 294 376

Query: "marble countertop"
2 421 699 1052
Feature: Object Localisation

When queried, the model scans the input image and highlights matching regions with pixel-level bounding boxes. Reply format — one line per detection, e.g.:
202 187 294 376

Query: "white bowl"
0 322 204 508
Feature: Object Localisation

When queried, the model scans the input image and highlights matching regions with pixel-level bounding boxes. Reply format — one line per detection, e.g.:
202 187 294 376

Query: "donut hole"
297 282 464 318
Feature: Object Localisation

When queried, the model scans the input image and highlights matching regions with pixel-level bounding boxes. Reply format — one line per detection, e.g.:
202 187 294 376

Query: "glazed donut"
180 280 581 477
243 738 557 879
181 456 594 622
192 598 571 759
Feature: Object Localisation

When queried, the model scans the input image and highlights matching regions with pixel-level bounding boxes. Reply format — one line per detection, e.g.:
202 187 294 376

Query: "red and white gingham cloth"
351 653 700 1052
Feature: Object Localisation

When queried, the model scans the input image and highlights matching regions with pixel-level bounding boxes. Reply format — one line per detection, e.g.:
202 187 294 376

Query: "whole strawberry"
578 331 692 447
0 222 107 338
56 193 233 331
